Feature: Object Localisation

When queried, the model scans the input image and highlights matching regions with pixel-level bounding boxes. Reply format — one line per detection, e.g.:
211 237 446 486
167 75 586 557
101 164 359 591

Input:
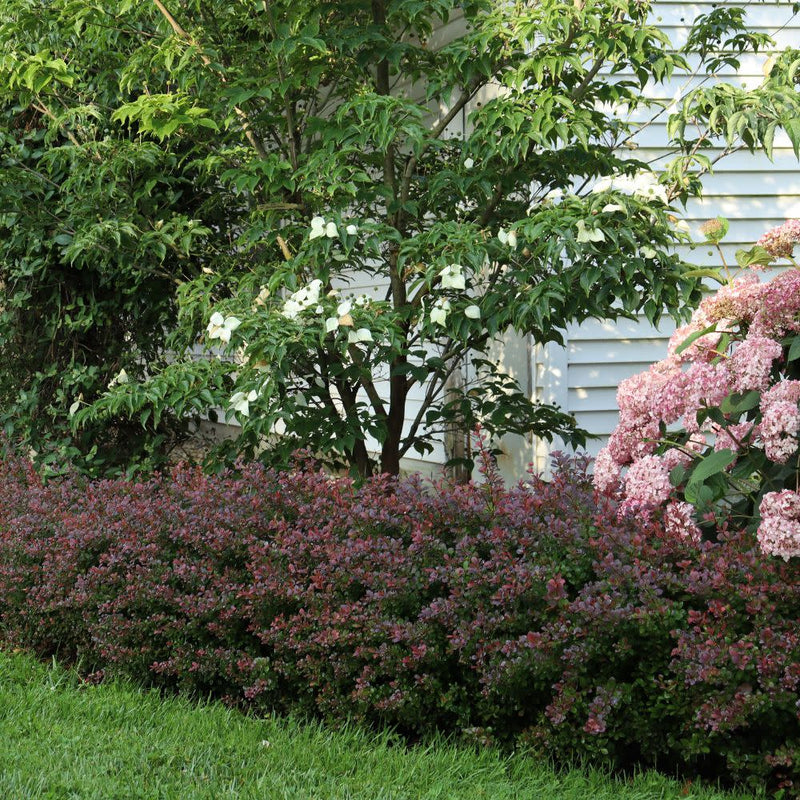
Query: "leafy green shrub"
3 1 799 476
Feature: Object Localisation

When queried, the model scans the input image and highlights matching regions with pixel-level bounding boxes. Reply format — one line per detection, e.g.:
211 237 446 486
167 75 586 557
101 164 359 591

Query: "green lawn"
0 651 757 799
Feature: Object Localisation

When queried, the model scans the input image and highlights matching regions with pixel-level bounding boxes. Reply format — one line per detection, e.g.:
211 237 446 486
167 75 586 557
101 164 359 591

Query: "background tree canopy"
0 0 798 476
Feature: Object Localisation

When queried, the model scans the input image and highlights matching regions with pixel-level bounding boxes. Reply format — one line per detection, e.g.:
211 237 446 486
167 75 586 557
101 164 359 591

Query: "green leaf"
680 268 725 282
735 245 772 269
674 322 718 355
686 448 737 491
669 463 686 487
719 390 760 415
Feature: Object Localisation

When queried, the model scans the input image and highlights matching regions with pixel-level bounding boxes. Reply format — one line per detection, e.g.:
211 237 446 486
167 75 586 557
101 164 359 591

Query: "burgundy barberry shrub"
0 447 797 794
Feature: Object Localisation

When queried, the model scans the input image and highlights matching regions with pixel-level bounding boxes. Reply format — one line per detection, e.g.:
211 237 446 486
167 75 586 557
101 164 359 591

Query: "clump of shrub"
596 220 800 560
0 448 798 795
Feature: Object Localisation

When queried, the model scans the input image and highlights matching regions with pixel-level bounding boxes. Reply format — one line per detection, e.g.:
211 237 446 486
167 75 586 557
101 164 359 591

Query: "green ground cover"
0 651 758 800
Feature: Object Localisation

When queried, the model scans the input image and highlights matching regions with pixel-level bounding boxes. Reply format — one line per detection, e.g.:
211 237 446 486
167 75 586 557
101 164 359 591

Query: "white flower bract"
309 216 326 240
590 170 668 204
439 264 466 291
575 219 605 243
207 313 242 343
281 280 324 319
230 389 258 417
498 229 518 247
347 328 373 343
430 298 451 326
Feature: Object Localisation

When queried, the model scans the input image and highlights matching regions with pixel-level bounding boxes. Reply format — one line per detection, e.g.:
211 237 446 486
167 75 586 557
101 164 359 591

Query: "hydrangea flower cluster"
756 218 800 259
595 222 800 559
758 490 800 559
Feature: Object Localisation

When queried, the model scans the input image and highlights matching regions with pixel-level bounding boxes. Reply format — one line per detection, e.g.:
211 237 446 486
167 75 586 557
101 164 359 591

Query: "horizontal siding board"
568 338 670 364
569 386 620 412
565 316 676 340
572 410 628 436
651 2 798 27
568 362 664 388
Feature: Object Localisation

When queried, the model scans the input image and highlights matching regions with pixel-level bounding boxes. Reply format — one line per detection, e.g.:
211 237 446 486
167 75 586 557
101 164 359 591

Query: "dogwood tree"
1 0 799 475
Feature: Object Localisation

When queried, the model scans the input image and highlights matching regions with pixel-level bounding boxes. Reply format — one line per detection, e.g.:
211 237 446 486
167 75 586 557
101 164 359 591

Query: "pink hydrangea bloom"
593 446 621 493
756 219 800 259
620 454 673 515
697 272 762 327
681 362 733 432
662 447 693 470
713 421 755 453
729 334 782 392
759 380 800 462
760 401 800 462
667 322 722 364
762 379 800 407
662 500 702 542
607 419 661 464
749 270 800 337
758 490 800 559
608 369 675 464
616 369 669 420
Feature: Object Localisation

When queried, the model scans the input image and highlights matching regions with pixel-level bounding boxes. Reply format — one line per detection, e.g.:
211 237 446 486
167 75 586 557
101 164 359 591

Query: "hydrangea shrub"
0 447 798 793
596 220 800 559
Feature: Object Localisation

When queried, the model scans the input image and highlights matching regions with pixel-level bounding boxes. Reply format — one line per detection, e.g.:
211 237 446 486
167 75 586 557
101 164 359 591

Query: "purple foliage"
0 449 797 794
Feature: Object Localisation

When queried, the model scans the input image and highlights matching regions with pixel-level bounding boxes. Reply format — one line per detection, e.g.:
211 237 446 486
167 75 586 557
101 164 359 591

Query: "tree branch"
346 345 388 421
151 0 269 160
398 76 485 218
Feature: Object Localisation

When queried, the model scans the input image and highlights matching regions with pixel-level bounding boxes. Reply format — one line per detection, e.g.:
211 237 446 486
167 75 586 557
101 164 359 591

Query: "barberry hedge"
0 449 797 795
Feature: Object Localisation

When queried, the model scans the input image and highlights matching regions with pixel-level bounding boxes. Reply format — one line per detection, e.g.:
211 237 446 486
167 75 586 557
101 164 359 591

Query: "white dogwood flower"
281 280 324 318
347 328 373 343
309 216 326 239
591 171 668 204
439 264 466 290
575 220 605 243
430 298 451 326
207 312 242 342
230 389 258 417
464 304 481 319
544 188 564 203
673 218 691 234
498 229 518 247
108 368 129 388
